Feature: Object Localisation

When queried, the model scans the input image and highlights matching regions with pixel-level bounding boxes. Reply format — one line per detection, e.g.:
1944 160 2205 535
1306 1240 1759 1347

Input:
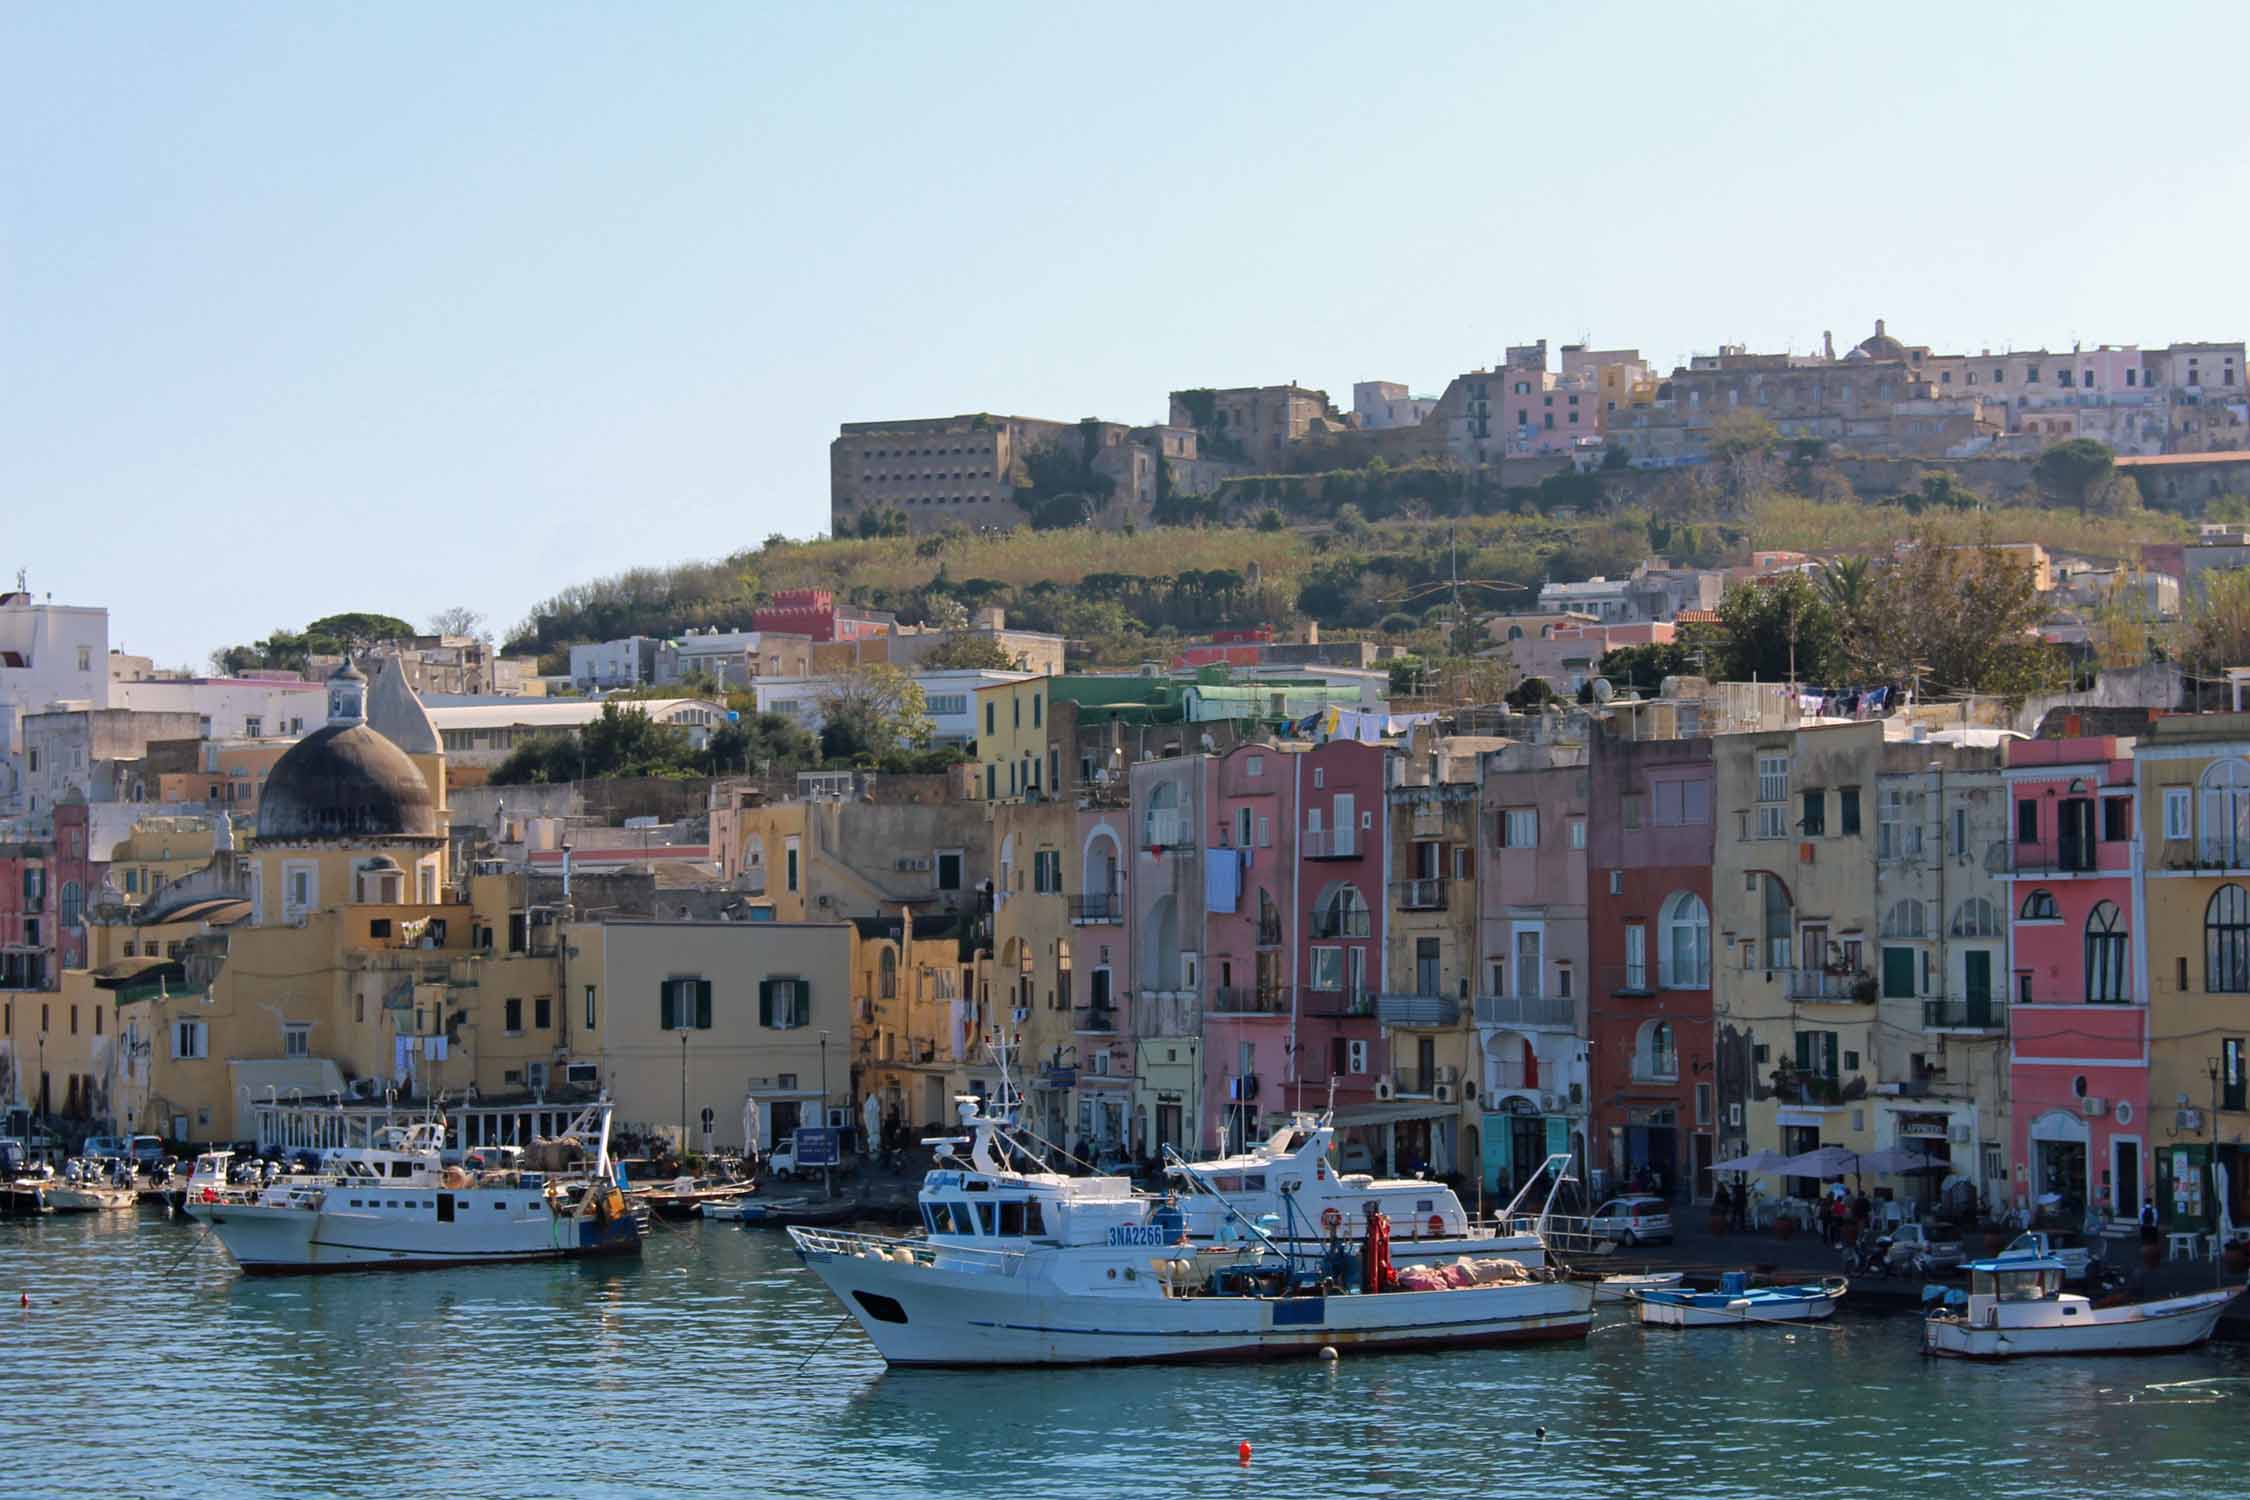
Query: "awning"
93 956 184 987
1334 1101 1459 1127
230 1058 349 1104
157 897 252 926
1775 1106 1840 1127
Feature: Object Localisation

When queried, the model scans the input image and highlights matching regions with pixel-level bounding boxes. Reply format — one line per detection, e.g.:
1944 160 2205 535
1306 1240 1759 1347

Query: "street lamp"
679 1031 689 1167
819 1030 832 1199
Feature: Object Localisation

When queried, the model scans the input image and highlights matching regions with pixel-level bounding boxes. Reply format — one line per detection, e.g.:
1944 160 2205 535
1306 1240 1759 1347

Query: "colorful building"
2005 736 2147 1226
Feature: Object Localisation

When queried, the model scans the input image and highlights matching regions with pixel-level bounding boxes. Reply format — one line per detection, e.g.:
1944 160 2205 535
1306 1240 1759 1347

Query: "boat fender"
199 1187 216 1204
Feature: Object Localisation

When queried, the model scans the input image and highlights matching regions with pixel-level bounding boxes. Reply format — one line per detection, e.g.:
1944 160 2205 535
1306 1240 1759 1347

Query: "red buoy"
1237 1440 1252 1464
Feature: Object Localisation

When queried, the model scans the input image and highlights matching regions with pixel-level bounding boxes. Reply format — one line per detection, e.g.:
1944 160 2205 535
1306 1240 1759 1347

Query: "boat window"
976 1202 999 1235
1243 1174 1267 1191
920 1203 940 1235
999 1201 1027 1236
493 1201 507 1210
1025 1200 1047 1236
949 1202 976 1234
390 1162 413 1179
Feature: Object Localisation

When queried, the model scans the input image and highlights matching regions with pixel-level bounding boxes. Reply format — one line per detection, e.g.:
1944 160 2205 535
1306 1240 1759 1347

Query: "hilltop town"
9 316 2250 1250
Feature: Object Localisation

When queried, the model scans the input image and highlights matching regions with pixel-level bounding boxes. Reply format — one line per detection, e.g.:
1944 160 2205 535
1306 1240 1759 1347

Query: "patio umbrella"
1709 1148 1788 1174
1777 1145 1864 1180
2219 1160 2234 1244
1860 1146 1952 1175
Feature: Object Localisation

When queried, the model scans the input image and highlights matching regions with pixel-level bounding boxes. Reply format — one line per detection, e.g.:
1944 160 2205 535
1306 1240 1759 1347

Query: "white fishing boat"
44 1170 138 1213
1164 1112 1557 1270
1636 1272 1847 1328
1597 1271 1683 1302
787 1092 1592 1367
1923 1257 2240 1359
184 1101 642 1274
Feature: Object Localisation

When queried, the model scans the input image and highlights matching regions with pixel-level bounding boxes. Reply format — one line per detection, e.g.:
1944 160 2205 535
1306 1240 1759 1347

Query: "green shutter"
1881 947 1916 999
758 978 774 1028
794 981 810 1028
659 982 676 1031
695 979 713 1030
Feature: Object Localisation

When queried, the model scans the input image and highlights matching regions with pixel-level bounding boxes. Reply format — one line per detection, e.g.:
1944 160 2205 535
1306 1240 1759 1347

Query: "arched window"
2085 901 2128 1003
1660 891 1709 989
878 945 897 1000
2201 760 2250 865
2208 884 2250 994
59 881 82 929
2019 888 2059 921
1634 1020 1678 1081
1316 884 1369 939
1882 900 1928 939
1949 897 2002 938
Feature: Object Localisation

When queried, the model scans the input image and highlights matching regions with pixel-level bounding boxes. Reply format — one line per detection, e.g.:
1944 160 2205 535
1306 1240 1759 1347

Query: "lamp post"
2211 1057 2224 1290
819 1029 832 1199
679 1031 688 1168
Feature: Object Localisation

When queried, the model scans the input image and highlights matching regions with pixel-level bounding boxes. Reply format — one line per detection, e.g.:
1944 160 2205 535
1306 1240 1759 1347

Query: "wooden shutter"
758 978 774 1028
695 979 713 1030
659 981 676 1031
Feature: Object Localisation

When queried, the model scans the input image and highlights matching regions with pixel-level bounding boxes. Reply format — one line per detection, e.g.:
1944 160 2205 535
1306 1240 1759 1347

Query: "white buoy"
1319 1345 1338 1361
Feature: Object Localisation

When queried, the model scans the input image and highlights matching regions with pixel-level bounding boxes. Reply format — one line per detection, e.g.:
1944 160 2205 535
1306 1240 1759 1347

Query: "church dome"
255 723 437 843
1856 318 1906 361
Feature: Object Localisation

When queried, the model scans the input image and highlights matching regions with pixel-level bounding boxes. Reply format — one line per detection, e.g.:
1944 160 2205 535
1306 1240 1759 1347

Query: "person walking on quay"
2141 1197 2160 1247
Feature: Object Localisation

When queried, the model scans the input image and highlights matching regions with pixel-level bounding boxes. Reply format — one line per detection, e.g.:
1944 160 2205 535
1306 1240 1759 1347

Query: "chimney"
1822 330 1835 361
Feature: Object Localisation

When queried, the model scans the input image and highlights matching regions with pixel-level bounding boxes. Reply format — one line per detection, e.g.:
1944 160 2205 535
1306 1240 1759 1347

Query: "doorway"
1963 951 1993 1026
2112 1135 2141 1223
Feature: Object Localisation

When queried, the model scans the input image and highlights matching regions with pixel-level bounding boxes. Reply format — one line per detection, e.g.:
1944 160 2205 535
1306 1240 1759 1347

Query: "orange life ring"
1427 1214 1445 1237
1320 1207 1343 1234
200 1187 216 1204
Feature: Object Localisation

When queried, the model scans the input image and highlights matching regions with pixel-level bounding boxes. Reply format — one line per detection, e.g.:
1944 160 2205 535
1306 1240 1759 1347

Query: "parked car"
1999 1230 2099 1284
81 1135 128 1161
1589 1195 1674 1247
127 1136 168 1168
1887 1221 1966 1274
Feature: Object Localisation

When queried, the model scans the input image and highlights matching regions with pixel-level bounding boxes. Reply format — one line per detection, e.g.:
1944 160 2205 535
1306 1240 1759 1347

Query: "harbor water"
8 1212 2250 1499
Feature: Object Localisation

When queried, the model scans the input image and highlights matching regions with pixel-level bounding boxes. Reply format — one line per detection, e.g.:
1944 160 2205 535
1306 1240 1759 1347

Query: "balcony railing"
1071 894 1123 925
1923 997 2004 1033
1301 828 1358 860
2008 841 2101 876
1302 989 1374 1017
1310 907 1371 939
1141 810 1192 850
1210 986 1289 1016
1786 968 1874 1002
1375 993 1460 1027
1392 877 1448 911
1474 992 1576 1029
1073 1005 1119 1034
1256 916 1283 947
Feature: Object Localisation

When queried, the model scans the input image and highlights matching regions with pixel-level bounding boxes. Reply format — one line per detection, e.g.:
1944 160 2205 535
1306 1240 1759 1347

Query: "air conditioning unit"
1434 1083 1456 1104
1948 1123 1972 1144
1541 1091 1563 1113
1011 1007 1030 1024
2178 1108 2204 1131
1438 1064 1459 1086
1373 1077 1396 1102
2081 1096 2108 1117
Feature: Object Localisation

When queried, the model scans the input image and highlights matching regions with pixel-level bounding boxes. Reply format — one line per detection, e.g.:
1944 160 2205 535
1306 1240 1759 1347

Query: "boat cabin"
1168 1113 1473 1240
1961 1256 2078 1327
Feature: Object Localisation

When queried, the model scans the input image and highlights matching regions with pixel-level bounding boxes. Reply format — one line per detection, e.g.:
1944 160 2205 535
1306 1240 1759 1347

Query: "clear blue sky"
9 2 2247 668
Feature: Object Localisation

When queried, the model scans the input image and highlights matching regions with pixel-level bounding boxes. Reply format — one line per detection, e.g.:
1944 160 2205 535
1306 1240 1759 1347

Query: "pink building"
1507 622 1675 695
1201 745 1295 1148
2004 736 2149 1224
1292 740 1390 1149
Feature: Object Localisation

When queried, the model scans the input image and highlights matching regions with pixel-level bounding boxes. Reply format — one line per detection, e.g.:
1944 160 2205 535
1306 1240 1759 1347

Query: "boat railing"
787 1225 1027 1276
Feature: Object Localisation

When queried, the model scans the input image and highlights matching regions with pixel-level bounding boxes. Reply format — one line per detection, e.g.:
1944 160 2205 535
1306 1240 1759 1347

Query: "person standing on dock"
2140 1198 2160 1248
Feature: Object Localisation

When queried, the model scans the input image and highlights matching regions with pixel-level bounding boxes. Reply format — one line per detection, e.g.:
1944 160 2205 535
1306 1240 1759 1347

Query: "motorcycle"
1841 1227 1893 1277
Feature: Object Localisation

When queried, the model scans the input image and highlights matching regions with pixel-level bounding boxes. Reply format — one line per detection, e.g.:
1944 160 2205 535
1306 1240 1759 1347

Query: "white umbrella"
2219 1160 2233 1243
863 1092 883 1154
1777 1145 1864 1179
1860 1146 1950 1175
1710 1149 1788 1174
740 1095 760 1155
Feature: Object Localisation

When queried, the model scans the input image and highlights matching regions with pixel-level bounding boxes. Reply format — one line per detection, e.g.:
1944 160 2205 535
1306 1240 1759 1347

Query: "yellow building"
2135 714 2250 1231
108 815 229 910
973 677 1051 802
991 799 1093 1150
851 912 986 1136
1379 764 1482 1178
0 969 120 1136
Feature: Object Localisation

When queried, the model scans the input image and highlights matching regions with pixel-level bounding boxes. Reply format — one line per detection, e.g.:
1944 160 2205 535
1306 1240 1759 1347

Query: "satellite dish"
1591 677 1616 704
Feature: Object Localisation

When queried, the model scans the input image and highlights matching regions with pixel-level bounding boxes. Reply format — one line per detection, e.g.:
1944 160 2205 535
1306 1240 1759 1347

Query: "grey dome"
255 723 437 843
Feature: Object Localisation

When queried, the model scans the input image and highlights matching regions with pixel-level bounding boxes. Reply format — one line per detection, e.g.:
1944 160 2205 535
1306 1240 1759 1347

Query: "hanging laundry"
1205 846 1241 913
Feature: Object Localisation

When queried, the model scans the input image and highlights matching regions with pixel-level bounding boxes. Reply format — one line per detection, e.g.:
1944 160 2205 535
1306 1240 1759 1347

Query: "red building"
1586 727 1716 1202
0 842 56 991
752 588 894 644
1291 740 1389 1139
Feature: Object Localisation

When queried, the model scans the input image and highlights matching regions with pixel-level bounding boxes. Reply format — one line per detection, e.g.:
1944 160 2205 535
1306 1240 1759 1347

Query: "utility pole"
820 1029 833 1199
679 1031 688 1167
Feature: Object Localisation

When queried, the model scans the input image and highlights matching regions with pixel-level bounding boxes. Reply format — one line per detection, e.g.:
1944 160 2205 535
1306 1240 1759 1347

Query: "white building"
568 636 664 691
108 675 325 741
0 587 109 766
752 670 1033 745
427 698 731 769
1353 380 1437 429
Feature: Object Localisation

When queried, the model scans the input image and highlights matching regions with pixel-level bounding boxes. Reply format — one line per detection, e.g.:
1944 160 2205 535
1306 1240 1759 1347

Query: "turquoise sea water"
5 1211 2248 1500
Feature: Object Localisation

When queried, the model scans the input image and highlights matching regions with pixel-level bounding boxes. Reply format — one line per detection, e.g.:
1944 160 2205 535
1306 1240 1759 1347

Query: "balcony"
1256 915 1283 947
1786 968 1874 1003
1140 810 1192 851
1071 894 1123 925
1310 907 1371 940
1073 1005 1119 1034
1302 989 1374 1018
1301 828 1359 860
1392 877 1448 911
1923 997 2005 1034
2006 840 2102 877
1375 993 1460 1027
1474 992 1576 1030
1209 986 1289 1016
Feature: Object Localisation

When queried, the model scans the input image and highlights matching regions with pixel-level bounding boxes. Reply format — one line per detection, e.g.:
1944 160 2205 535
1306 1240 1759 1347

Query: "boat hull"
1924 1289 2237 1359
795 1244 1594 1367
1638 1286 1843 1328
46 1185 138 1213
186 1195 642 1274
